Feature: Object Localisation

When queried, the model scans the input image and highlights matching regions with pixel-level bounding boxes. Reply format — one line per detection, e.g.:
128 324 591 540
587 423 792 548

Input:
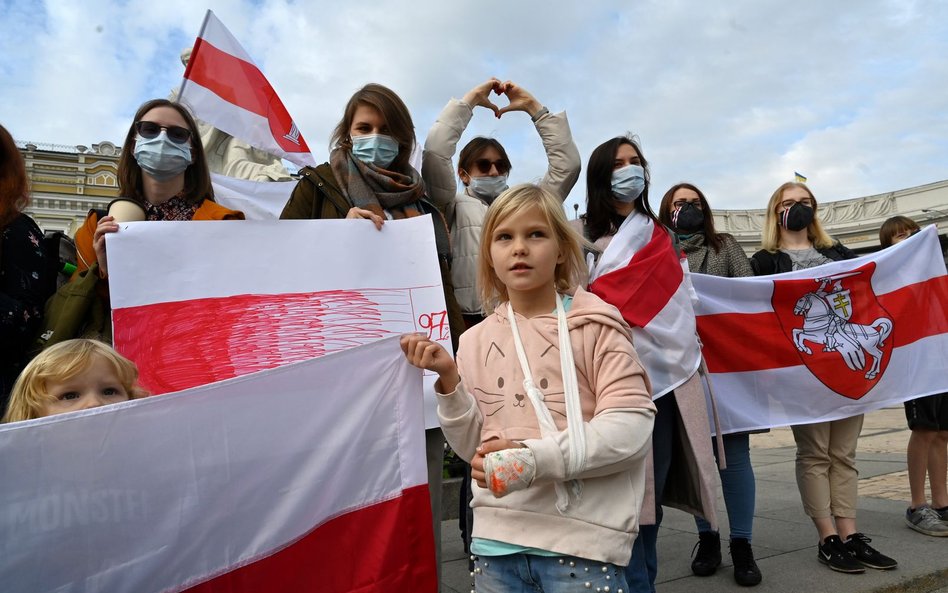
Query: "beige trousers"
791 415 864 519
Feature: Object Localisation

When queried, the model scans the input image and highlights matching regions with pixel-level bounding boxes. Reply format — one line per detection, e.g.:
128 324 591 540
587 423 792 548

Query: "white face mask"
133 132 192 181
351 134 399 169
610 164 646 203
468 174 509 203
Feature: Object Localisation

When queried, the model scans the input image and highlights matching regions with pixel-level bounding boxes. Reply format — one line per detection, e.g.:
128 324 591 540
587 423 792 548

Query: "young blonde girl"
401 183 655 593
2 339 146 423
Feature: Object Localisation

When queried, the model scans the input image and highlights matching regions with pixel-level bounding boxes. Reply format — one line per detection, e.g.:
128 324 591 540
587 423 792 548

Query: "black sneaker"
691 531 721 576
844 533 897 570
818 535 864 573
729 537 762 586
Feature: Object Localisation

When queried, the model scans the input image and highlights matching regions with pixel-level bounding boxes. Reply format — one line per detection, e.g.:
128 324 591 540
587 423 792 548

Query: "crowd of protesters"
2 77 946 593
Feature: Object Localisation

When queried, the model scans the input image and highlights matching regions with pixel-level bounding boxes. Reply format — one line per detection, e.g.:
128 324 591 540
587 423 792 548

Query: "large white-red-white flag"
587 212 702 397
180 10 316 170
693 226 948 434
0 337 436 593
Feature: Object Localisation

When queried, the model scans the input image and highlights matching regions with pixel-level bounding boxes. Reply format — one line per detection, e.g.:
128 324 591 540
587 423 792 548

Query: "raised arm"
421 79 502 210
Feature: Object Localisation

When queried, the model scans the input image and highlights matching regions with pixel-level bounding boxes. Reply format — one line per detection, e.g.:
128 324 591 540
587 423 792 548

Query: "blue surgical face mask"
133 132 192 181
351 134 399 169
611 164 646 203
468 174 509 204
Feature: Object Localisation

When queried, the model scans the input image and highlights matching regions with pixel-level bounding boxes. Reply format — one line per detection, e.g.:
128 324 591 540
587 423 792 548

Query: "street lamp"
573 203 579 219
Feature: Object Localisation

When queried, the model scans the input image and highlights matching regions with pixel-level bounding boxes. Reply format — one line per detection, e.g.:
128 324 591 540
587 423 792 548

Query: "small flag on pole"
794 172 807 183
179 10 316 169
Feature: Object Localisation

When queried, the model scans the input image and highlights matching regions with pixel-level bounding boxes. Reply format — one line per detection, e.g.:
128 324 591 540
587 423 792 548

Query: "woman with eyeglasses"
658 183 761 586
751 182 897 574
575 136 719 593
73 99 244 341
422 78 580 328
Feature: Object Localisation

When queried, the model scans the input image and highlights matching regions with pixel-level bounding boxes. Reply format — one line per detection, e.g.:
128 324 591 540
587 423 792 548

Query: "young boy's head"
2 339 147 423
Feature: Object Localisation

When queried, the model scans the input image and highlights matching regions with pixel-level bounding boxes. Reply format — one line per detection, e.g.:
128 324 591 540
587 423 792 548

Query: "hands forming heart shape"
462 78 543 120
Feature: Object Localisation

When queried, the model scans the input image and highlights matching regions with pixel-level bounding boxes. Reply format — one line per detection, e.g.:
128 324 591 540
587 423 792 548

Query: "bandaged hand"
483 447 536 497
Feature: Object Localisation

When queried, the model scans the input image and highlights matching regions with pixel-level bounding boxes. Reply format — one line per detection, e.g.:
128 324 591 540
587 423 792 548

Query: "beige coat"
422 99 581 315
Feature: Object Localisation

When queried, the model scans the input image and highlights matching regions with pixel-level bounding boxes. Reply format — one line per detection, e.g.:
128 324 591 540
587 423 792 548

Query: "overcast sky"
2 0 946 216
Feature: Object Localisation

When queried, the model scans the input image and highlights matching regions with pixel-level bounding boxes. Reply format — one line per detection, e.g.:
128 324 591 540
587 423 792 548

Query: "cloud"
1 0 946 217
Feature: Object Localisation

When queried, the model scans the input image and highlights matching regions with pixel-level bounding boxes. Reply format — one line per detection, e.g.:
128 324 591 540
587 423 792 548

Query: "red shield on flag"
771 261 894 399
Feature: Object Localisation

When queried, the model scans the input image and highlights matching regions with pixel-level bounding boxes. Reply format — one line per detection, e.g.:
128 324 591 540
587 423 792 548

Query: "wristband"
531 106 549 122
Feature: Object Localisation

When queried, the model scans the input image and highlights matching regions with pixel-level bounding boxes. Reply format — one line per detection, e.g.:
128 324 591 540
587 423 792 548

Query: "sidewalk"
439 407 948 593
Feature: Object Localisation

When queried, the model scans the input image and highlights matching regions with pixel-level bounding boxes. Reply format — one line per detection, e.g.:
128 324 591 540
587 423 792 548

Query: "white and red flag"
0 337 437 593
180 10 315 170
693 226 948 433
587 212 702 397
106 217 452 428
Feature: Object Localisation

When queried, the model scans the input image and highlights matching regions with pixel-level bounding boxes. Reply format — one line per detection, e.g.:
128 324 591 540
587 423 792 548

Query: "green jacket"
281 163 465 352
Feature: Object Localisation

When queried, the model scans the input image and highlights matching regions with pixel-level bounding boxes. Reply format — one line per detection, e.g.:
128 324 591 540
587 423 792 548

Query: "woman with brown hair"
280 83 464 589
73 98 244 341
659 182 761 586
0 122 48 408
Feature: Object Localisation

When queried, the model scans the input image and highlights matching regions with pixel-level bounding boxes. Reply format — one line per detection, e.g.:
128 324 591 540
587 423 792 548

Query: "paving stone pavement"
439 406 948 593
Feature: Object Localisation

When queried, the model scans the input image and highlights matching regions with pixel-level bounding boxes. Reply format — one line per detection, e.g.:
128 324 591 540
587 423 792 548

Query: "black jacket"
751 242 856 276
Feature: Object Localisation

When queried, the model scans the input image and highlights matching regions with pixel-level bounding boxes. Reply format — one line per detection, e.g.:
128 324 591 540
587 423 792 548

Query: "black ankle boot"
729 537 762 586
691 531 722 576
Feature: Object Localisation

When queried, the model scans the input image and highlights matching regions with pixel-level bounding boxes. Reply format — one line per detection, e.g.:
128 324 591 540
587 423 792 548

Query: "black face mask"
780 203 814 232
672 203 705 233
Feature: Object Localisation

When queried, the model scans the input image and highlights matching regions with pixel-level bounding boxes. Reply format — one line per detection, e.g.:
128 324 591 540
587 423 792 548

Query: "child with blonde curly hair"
2 339 146 423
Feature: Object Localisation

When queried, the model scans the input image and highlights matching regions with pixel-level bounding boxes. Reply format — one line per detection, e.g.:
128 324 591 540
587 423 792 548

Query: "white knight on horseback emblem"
791 272 893 380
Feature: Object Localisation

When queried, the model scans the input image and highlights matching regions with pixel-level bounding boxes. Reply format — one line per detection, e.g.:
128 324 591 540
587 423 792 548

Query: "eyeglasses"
135 121 192 144
780 198 813 209
672 200 702 210
472 158 510 176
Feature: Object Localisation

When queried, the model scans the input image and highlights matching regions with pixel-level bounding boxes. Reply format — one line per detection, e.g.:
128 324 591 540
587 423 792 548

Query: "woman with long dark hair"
575 135 719 593
659 182 761 586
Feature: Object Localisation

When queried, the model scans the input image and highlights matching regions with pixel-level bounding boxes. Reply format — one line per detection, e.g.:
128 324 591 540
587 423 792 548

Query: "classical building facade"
18 140 121 235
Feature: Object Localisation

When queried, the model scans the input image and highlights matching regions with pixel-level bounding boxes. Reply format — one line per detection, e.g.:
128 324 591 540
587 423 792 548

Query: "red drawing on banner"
418 310 450 341
113 289 417 396
772 262 893 399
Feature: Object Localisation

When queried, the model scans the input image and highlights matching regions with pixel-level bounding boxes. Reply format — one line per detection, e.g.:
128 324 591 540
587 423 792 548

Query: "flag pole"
176 9 213 101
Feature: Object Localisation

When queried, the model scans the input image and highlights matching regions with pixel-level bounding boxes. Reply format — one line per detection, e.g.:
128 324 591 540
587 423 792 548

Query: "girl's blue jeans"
473 553 628 593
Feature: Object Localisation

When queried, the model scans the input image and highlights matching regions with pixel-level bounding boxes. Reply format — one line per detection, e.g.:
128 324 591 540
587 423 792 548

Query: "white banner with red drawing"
693 226 948 434
0 337 436 593
105 216 452 428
